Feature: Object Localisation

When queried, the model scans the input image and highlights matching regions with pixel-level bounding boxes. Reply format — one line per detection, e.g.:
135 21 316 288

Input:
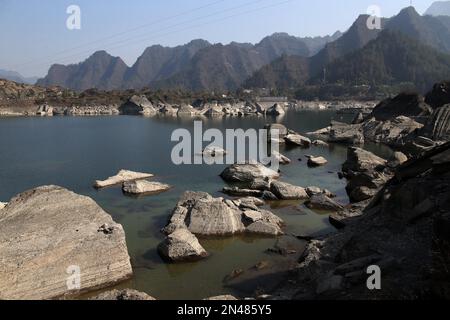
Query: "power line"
13 0 270 70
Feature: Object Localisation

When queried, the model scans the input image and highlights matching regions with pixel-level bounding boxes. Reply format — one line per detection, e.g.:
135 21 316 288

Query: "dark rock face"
425 81 450 109
420 104 450 141
370 92 432 122
289 142 450 300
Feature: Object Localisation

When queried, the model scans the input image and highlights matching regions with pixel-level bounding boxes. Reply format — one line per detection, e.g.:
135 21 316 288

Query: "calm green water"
0 110 381 299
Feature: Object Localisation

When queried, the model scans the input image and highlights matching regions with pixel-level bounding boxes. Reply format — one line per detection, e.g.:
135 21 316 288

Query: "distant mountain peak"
425 1 450 16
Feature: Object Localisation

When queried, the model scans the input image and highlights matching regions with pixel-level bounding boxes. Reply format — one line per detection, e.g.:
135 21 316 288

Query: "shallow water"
0 110 377 299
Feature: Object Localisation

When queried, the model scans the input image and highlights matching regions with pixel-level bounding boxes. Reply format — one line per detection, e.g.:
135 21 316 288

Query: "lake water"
0 110 390 299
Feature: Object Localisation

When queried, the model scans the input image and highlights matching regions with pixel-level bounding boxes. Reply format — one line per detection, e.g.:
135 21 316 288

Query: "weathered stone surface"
158 228 208 262
220 163 279 183
122 180 171 195
328 121 364 145
270 181 309 200
94 170 154 188
307 156 328 167
288 142 450 300
420 105 450 141
362 116 423 148
284 133 311 147
0 202 6 210
369 93 432 121
177 104 197 116
349 186 378 203
162 191 283 237
264 123 288 138
342 147 386 173
387 152 408 168
306 187 335 198
0 186 132 300
271 151 291 164
305 194 344 212
119 95 157 116
90 289 156 300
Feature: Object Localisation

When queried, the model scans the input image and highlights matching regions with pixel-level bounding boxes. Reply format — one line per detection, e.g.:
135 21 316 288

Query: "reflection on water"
0 109 381 299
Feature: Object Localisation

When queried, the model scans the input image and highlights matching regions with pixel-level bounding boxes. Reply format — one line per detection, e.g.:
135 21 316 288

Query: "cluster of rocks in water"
94 169 171 196
307 83 450 156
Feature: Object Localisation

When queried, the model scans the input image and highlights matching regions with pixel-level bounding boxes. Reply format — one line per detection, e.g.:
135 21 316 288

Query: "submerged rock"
90 289 156 300
220 163 279 183
0 186 132 300
307 156 328 167
94 170 154 188
122 180 171 195
158 228 208 262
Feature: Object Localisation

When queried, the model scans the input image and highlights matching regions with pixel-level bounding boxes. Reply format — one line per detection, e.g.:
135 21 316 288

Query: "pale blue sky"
0 0 436 77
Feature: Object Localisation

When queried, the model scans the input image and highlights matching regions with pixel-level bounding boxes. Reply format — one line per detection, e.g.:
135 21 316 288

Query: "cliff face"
289 142 450 300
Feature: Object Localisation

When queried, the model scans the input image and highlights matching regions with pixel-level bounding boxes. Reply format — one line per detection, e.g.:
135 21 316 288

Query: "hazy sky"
0 0 437 77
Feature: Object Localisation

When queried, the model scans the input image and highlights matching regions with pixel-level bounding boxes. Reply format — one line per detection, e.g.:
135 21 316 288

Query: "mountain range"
37 33 340 92
35 6 450 93
245 7 450 93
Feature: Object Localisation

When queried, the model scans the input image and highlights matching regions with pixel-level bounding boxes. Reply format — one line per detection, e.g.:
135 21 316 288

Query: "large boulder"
305 194 344 212
307 156 328 167
342 147 387 173
0 186 132 300
220 163 280 183
328 122 365 145
161 191 284 237
425 81 450 109
369 93 432 121
158 228 208 262
420 105 450 142
270 181 309 200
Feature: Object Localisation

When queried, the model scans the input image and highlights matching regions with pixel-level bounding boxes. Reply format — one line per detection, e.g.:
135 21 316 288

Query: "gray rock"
122 180 171 195
369 93 432 122
119 95 157 116
158 228 208 262
204 295 238 300
307 156 328 167
162 191 283 237
328 122 365 145
420 104 450 141
284 134 311 148
342 147 386 173
0 202 6 210
220 163 280 183
270 181 309 200
222 187 263 198
306 187 336 198
312 140 329 147
94 170 154 188
305 194 344 212
0 186 132 300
